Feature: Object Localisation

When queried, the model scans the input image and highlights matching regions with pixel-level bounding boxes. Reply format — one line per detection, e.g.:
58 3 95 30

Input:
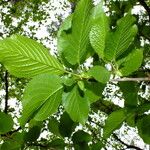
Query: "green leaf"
88 66 110 83
119 82 138 107
59 112 77 137
137 115 150 144
48 139 66 150
0 112 13 134
57 15 73 38
48 117 61 137
90 3 109 58
91 141 104 150
84 81 105 103
61 76 76 87
19 74 63 126
1 132 24 150
137 103 150 114
1 141 20 150
24 126 41 142
117 49 143 76
103 109 128 139
0 35 64 78
104 13 137 61
58 0 93 65
72 130 92 144
62 86 89 124
77 81 85 91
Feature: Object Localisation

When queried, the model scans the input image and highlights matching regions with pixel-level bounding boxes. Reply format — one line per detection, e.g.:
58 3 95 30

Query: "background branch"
113 134 144 150
138 0 150 21
111 77 150 82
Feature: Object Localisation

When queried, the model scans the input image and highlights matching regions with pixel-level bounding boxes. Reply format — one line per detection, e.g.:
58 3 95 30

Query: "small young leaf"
20 74 63 126
88 66 110 83
62 86 89 125
0 35 64 78
0 112 13 134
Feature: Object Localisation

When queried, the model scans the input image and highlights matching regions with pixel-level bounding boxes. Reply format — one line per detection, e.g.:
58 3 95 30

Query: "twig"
111 77 150 82
138 0 150 21
4 71 9 114
113 134 144 150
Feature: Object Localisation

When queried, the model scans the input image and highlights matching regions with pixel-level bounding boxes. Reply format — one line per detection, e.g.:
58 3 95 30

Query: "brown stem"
111 77 150 82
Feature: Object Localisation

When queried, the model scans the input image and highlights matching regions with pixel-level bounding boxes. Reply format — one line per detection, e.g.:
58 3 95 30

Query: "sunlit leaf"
104 13 137 61
90 3 109 58
0 35 64 78
20 74 63 126
62 86 89 124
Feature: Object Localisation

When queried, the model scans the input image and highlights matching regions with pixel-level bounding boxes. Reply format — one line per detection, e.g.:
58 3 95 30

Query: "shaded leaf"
0 112 13 134
84 81 105 103
59 112 77 137
24 126 41 142
72 130 92 144
48 117 60 137
137 115 150 144
119 82 138 107
105 13 137 61
117 49 143 76
48 139 66 150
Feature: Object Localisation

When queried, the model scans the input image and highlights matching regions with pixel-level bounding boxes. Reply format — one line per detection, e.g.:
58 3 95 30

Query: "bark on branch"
138 0 150 21
111 77 150 82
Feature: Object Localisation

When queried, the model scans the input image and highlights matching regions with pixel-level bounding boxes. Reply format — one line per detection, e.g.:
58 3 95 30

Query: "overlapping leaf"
88 66 110 83
90 3 109 58
103 109 127 139
0 35 64 78
0 112 13 134
117 49 143 76
20 74 63 126
137 115 150 144
104 13 137 61
62 86 89 124
58 0 93 65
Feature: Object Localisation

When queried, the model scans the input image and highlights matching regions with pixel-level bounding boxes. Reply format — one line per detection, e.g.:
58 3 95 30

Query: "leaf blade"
62 86 89 124
20 74 63 126
90 3 109 58
58 0 93 65
104 13 137 61
0 35 64 78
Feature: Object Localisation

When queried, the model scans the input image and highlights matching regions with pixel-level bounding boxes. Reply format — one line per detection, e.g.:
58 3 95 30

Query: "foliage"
0 0 150 149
